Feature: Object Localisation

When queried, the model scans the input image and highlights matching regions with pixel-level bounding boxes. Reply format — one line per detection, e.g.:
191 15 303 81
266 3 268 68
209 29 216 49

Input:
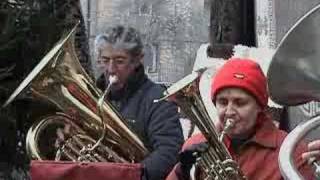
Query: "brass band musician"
166 58 314 180
94 25 184 180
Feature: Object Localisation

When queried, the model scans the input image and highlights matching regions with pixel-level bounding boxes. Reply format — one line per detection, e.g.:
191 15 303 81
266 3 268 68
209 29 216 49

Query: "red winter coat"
167 115 314 180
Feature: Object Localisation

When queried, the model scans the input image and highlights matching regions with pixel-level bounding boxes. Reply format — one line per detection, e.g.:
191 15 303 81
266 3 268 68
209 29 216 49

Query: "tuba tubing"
4 23 148 163
279 116 320 180
267 3 320 179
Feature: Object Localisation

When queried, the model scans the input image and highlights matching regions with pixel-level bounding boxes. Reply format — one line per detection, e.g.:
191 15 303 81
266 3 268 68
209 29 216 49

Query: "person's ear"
134 53 144 67
138 53 144 63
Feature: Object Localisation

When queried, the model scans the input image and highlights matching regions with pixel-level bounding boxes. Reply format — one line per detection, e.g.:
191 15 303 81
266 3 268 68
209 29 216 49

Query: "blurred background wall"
80 0 210 84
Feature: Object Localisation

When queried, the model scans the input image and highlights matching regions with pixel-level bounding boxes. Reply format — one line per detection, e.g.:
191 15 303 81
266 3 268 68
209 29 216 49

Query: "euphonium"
158 68 246 179
267 3 320 179
3 24 148 163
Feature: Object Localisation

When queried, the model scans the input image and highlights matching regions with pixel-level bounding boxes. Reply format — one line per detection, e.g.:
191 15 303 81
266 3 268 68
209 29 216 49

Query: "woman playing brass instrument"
167 58 314 180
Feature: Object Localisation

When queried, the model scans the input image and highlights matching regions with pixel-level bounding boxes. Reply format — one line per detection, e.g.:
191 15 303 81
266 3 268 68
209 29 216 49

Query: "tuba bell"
158 67 246 179
267 3 320 180
3 24 148 163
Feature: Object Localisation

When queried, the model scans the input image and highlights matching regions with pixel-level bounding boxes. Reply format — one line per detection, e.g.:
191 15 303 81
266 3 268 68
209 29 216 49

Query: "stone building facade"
80 0 210 84
80 0 320 138
256 0 320 48
79 0 320 82
256 0 320 139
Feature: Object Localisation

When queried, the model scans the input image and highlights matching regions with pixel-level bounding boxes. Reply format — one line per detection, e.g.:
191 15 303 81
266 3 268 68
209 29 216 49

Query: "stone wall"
275 0 320 44
273 1 320 140
80 0 210 83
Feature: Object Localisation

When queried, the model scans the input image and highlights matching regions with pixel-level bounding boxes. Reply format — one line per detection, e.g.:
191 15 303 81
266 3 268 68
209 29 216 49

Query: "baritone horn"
157 67 246 180
3 23 148 163
267 3 320 180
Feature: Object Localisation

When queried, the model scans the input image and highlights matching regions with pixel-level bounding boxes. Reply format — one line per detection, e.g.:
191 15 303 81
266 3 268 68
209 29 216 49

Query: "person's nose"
225 103 236 117
106 60 116 74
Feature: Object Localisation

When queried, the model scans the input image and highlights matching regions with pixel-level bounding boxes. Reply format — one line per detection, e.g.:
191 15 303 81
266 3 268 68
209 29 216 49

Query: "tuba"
267 3 320 180
3 24 148 163
158 67 246 179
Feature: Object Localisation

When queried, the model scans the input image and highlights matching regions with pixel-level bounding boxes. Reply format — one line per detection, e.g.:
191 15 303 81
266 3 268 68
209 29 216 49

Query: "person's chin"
229 130 244 138
111 84 123 91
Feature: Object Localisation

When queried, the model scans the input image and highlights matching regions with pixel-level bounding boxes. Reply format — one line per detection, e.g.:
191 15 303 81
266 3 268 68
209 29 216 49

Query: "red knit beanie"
211 58 268 108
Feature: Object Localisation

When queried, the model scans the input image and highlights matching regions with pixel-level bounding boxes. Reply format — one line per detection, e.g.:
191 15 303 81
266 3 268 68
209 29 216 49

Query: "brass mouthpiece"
219 118 235 142
109 75 118 84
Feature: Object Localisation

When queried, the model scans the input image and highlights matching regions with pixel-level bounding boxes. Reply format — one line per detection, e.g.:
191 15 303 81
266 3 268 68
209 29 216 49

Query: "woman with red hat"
166 58 314 180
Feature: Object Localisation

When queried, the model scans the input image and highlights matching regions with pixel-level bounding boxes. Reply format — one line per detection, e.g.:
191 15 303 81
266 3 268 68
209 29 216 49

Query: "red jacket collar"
223 114 278 149
250 115 278 148
184 113 279 151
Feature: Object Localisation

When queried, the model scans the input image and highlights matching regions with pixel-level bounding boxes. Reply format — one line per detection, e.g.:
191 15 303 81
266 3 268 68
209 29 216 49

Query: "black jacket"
97 65 184 180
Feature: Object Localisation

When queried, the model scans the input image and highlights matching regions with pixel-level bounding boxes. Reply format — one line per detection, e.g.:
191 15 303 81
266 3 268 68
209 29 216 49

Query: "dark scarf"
96 65 147 102
230 138 247 153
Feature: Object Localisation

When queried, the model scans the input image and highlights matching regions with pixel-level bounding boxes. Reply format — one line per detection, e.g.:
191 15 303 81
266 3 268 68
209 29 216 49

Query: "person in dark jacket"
94 25 184 180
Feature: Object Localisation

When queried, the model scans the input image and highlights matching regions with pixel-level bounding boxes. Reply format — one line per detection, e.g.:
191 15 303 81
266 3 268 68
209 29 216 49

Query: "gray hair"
94 25 144 58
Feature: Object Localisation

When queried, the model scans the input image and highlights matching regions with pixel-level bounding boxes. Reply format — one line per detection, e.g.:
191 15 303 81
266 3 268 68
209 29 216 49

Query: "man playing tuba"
94 25 184 180
167 58 314 180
